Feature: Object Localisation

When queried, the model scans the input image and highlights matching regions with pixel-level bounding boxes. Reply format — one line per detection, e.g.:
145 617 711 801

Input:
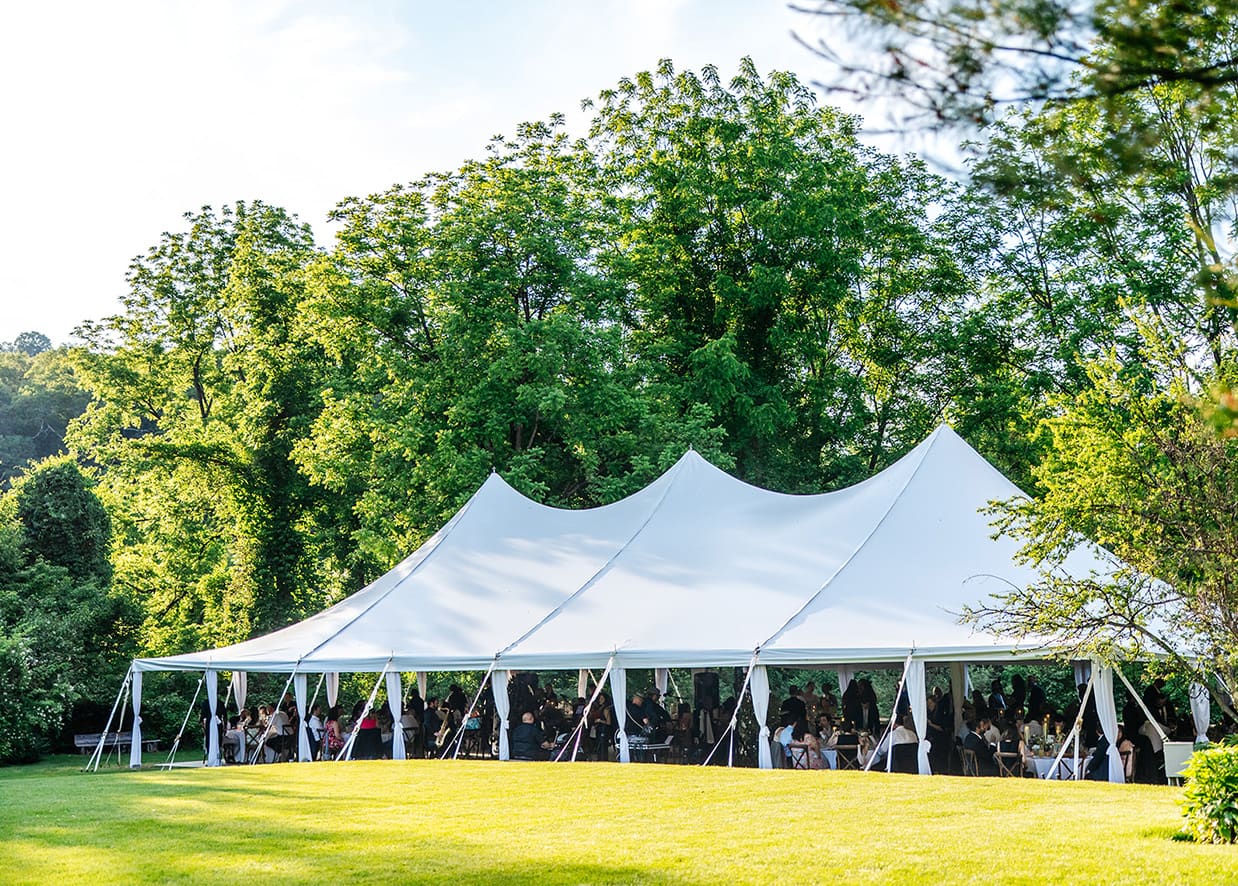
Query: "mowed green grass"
0 756 1233 885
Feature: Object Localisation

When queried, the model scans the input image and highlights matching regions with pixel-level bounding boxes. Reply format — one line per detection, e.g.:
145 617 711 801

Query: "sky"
0 0 914 345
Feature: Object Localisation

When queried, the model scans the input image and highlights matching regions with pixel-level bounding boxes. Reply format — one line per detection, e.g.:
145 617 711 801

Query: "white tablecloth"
1032 755 1078 780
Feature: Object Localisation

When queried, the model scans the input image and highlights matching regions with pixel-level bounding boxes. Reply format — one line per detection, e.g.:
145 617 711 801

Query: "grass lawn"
0 756 1233 885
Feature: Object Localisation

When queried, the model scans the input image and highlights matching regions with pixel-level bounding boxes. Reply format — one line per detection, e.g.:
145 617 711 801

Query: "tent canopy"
134 425 1115 675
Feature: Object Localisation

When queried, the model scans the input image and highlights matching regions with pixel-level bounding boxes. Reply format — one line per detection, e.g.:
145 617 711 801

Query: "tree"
965 332 1238 710
4 331 52 357
0 347 91 486
296 118 731 569
586 59 971 489
69 202 354 651
795 0 1238 129
14 457 111 582
0 459 137 762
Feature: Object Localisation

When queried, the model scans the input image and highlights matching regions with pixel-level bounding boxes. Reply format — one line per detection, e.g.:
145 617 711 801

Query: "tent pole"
161 672 206 770
1044 673 1092 780
448 661 498 760
337 663 387 762
866 652 912 773
558 657 615 763
307 672 325 715
108 685 131 769
1112 666 1171 744
253 670 298 764
702 654 758 768
86 666 132 773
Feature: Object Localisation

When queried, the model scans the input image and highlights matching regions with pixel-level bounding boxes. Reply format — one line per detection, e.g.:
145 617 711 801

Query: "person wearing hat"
642 688 671 742
625 691 649 736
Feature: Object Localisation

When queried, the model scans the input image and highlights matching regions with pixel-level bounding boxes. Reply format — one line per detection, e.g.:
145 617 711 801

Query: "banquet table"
1032 755 1079 780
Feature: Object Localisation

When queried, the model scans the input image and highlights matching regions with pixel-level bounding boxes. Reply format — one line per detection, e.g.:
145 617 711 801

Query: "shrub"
1180 744 1238 843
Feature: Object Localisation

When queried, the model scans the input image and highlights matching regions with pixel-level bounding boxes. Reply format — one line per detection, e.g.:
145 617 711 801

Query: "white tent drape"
1095 665 1124 782
610 667 629 763
907 658 931 774
655 668 669 697
1190 682 1210 743
294 673 312 762
949 661 966 734
963 664 973 696
206 670 221 767
230 670 247 712
577 669 589 699
836 665 855 697
386 671 405 760
750 665 772 769
493 669 511 760
1072 660 1092 688
129 670 144 768
326 672 339 709
417 671 427 700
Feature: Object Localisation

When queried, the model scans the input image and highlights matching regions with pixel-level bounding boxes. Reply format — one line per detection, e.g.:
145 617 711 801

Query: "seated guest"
998 723 1032 776
982 717 1001 747
306 704 325 761
510 711 553 760
790 720 825 769
223 715 245 763
962 719 998 776
774 713 796 766
256 702 288 762
891 714 918 746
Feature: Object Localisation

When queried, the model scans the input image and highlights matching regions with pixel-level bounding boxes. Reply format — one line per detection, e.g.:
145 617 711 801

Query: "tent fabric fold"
133 425 1115 677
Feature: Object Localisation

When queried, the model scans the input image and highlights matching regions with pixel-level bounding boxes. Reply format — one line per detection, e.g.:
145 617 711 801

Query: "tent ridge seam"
758 426 945 651
493 454 692 659
292 488 483 667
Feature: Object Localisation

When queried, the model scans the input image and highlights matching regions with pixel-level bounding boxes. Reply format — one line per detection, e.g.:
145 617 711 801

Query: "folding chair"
961 748 980 776
788 742 812 770
996 751 1023 778
834 743 863 770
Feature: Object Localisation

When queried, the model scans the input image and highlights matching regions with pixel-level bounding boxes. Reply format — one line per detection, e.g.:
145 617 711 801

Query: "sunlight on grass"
1 757 1234 884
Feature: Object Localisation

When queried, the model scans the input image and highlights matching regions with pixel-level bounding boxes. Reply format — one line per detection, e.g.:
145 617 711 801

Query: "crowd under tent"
98 425 1206 781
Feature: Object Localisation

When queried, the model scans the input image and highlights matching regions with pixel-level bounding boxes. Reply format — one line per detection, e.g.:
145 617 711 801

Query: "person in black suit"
962 719 998 776
509 711 552 760
781 687 808 725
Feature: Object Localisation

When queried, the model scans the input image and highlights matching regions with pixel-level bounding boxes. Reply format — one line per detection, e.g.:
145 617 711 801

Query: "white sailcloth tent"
113 425 1137 778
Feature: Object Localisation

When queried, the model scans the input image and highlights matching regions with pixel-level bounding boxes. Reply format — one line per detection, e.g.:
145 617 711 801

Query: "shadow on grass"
0 772 690 886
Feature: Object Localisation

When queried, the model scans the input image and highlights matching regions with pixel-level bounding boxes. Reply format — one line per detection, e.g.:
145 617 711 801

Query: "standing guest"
423 698 443 756
781 686 808 724
801 681 821 716
856 680 881 733
1026 676 1047 720
819 684 838 718
446 684 468 717
642 688 671 741
1010 674 1027 712
323 706 345 759
988 679 1008 718
589 692 615 760
626 691 649 736
407 685 425 727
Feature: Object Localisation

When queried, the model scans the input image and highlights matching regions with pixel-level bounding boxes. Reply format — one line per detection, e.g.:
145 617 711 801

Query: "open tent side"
112 426 1165 778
